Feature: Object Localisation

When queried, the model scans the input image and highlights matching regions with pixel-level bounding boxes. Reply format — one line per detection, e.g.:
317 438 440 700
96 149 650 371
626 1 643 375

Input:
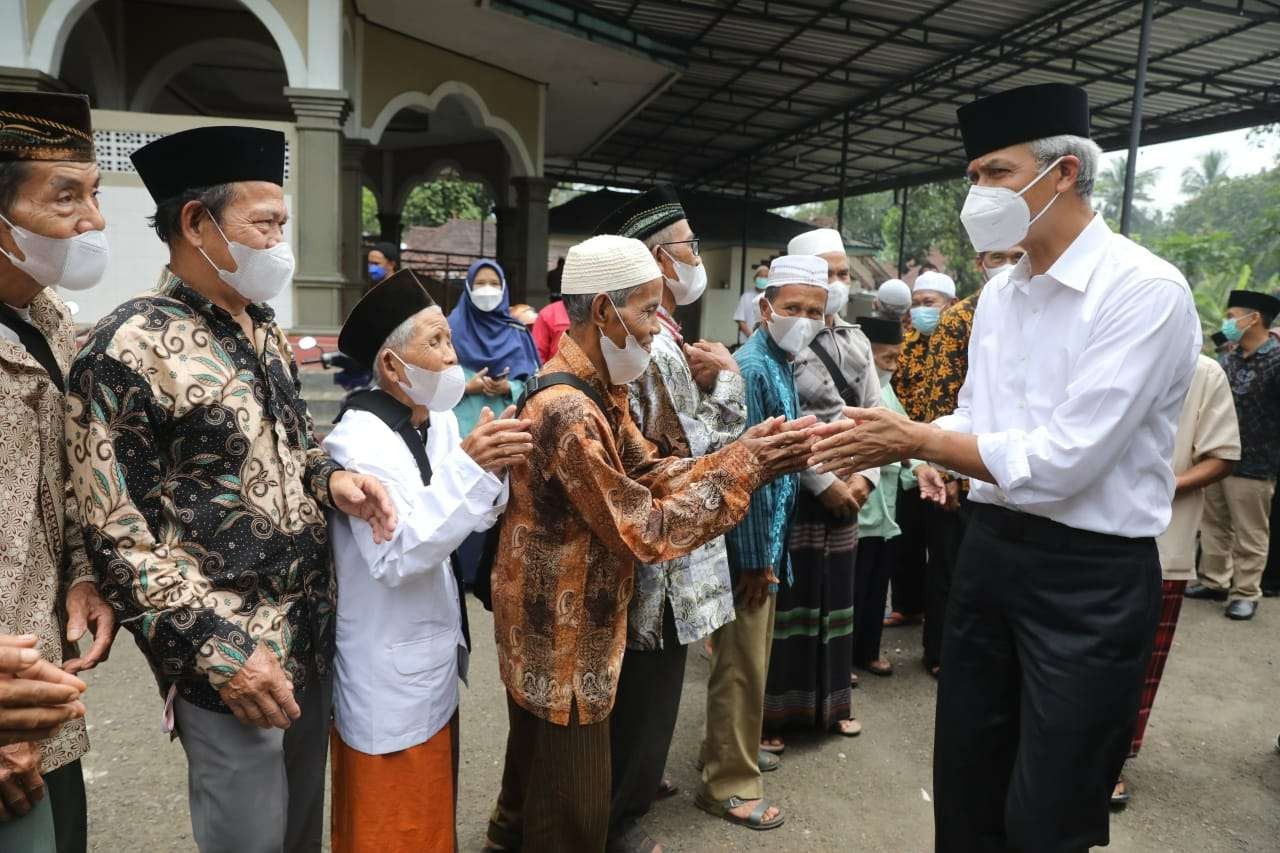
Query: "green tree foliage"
1169 167 1280 281
361 186 378 235
1094 156 1162 231
881 179 985 297
401 179 491 228
1180 149 1229 195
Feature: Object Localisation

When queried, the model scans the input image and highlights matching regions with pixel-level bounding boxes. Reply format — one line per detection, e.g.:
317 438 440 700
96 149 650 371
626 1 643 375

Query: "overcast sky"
1103 125 1279 214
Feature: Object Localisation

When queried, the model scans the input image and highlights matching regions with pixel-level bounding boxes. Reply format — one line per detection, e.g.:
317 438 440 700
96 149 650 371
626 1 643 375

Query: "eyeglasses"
658 238 700 257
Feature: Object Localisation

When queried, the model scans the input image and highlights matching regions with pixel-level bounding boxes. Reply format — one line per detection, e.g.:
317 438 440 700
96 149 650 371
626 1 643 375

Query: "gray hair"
562 284 644 325
641 221 684 251
373 306 440 385
149 182 239 245
0 161 31 217
1029 134 1102 200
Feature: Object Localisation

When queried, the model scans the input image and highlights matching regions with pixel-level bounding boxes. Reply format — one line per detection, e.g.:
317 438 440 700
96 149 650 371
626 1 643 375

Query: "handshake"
735 415 821 482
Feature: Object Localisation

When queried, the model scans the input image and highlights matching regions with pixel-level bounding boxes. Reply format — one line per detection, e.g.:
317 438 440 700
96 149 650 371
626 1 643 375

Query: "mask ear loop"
0 212 25 265
1019 156 1066 226
195 210 235 276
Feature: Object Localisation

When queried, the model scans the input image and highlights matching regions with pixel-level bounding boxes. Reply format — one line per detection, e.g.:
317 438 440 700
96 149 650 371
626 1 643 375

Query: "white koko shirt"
324 407 507 755
934 214 1201 538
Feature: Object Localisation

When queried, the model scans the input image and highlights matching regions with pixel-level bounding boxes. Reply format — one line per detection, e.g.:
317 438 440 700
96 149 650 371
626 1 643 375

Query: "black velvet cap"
131 126 285 203
858 315 903 345
0 92 94 162
957 84 1090 161
1227 289 1280 317
594 184 687 240
339 269 438 369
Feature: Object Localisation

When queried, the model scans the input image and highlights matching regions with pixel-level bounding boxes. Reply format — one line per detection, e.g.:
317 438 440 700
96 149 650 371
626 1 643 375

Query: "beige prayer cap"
767 254 829 290
787 227 844 256
560 234 662 295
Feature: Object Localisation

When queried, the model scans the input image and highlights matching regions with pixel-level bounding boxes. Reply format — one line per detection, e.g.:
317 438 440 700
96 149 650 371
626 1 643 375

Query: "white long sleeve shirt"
323 408 507 755
934 214 1200 538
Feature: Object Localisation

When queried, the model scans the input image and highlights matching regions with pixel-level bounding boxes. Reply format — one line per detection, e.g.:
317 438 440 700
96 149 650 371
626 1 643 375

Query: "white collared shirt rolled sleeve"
976 277 1196 502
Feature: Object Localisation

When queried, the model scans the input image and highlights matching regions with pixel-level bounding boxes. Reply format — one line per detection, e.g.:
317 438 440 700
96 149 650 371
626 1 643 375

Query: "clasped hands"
806 407 950 506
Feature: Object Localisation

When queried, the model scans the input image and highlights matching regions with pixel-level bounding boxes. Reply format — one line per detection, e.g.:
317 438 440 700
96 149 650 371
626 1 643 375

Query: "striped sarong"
764 492 858 733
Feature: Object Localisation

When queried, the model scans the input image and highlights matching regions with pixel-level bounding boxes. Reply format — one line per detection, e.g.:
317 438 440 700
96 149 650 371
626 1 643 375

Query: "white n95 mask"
199 216 295 304
960 157 1064 252
393 353 467 412
767 313 824 356
0 212 109 291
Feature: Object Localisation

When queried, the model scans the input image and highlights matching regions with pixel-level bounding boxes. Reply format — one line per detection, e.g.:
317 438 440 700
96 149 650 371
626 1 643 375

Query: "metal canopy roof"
504 0 1280 205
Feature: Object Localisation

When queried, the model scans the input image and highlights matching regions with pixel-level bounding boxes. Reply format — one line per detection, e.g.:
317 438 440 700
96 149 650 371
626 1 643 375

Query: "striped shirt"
726 329 801 586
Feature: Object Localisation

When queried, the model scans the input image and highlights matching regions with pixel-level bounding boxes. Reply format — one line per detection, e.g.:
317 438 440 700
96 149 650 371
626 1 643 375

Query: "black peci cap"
131 126 285 203
857 315 903 345
957 83 1090 162
339 269 438 369
1227 289 1280 318
594 184 687 240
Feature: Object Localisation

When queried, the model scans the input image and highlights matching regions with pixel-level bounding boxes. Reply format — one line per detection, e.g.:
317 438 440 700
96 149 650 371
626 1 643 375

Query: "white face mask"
983 262 1014 282
960 156 1064 252
392 352 467 412
470 286 503 313
0 212 109 291
825 280 850 316
877 367 894 387
767 311 824 356
198 216 295 304
599 298 651 385
660 247 707 306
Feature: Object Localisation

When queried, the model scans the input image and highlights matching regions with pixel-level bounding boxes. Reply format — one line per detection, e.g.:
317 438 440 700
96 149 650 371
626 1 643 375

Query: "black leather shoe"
1184 583 1228 601
1226 599 1257 620
1262 587 1280 598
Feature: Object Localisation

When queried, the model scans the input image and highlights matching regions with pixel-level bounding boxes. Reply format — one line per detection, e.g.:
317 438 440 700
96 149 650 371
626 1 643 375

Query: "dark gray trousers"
175 671 332 853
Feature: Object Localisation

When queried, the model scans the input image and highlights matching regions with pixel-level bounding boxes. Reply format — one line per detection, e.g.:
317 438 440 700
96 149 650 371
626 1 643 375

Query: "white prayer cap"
913 270 956 299
876 278 911 310
787 227 845 256
767 254 828 290
560 235 662 295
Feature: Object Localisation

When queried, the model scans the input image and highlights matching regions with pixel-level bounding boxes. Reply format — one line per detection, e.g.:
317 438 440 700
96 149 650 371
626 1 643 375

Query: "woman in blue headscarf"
448 258 540 437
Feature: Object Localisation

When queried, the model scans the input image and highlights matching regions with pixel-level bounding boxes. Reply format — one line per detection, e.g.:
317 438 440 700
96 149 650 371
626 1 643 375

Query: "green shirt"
856 383 924 540
453 366 527 437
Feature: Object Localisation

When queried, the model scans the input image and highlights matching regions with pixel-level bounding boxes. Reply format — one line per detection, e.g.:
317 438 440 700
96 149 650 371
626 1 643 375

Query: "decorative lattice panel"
93 130 292 181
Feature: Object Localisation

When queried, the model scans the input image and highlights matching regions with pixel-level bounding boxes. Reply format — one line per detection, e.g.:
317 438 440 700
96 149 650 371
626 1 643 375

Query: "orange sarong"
330 720 455 852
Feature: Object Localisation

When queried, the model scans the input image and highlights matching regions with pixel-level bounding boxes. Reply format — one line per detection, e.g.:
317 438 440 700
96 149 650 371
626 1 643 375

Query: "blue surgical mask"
368 263 387 283
910 306 941 336
1221 315 1253 343
754 276 769 290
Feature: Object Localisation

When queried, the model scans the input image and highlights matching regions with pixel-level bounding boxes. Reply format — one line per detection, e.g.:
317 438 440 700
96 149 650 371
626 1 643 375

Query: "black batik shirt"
1221 337 1280 481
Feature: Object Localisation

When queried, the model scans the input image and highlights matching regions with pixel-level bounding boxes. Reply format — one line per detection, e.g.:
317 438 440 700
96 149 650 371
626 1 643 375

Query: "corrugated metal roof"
531 0 1280 203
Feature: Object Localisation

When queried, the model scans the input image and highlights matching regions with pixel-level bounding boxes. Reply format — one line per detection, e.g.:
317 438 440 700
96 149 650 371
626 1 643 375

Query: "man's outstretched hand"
331 470 398 543
739 415 819 481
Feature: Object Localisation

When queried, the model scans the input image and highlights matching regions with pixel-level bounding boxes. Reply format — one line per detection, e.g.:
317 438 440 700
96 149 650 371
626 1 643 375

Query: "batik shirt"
491 335 761 725
726 329 800 587
892 327 933 422
922 290 979 423
0 290 90 773
66 271 340 712
1221 337 1280 480
626 310 746 650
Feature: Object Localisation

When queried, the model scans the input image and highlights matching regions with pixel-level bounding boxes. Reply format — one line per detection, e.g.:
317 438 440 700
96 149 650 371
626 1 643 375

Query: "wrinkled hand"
0 637 86 747
944 479 962 511
818 479 859 519
808 406 928 480
846 474 872 511
0 741 43 820
739 415 818 481
465 367 490 396
735 569 779 612
684 341 738 392
460 406 534 474
915 465 948 506
218 645 299 730
63 582 116 675
331 470 398 544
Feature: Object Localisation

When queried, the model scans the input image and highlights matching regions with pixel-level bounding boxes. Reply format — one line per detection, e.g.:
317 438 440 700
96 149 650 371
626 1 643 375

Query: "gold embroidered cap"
593 184 686 241
0 91 94 162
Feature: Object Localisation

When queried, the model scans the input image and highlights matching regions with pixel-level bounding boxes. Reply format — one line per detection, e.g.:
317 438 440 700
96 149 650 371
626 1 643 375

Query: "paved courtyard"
80 593 1280 852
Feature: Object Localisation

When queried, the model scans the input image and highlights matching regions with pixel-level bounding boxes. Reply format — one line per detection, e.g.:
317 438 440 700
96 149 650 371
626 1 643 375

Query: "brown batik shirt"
490 335 763 726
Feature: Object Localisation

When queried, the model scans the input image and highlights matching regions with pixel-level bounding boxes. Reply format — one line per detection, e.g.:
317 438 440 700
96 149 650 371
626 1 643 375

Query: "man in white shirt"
323 269 531 852
807 83 1200 851
733 264 769 344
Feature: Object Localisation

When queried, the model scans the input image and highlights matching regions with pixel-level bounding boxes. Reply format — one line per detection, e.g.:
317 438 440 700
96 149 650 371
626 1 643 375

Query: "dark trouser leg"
608 604 688 846
923 501 967 669
892 487 927 615
853 536 893 667
934 520 1019 853
488 695 532 850
1004 533 1159 852
44 759 87 853
283 669 333 852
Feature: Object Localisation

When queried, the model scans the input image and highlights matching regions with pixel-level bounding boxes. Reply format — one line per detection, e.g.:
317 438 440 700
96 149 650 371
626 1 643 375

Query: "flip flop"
655 779 680 800
1110 778 1130 809
835 718 863 737
867 658 894 676
694 793 785 831
759 739 786 755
